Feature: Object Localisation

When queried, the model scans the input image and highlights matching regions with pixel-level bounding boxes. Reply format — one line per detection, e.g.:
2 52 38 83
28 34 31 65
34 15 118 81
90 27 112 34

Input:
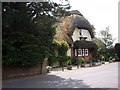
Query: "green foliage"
55 55 72 67
49 40 69 66
74 40 98 50
115 43 120 60
106 48 115 59
100 26 114 48
58 40 69 55
94 37 105 51
52 40 69 55
91 58 97 62
57 55 68 65
71 57 79 65
47 50 58 66
101 55 105 61
80 58 85 64
2 2 70 67
67 60 72 65
66 56 72 65
52 39 61 49
91 25 96 36
109 56 113 60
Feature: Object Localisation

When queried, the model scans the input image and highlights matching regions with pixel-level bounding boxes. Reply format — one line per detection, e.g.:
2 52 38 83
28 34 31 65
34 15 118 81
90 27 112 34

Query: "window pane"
82 49 84 56
85 49 88 56
75 49 77 56
78 49 82 56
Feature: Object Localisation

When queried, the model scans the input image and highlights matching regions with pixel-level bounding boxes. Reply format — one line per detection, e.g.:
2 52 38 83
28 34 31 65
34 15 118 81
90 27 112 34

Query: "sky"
52 0 119 45
69 0 118 45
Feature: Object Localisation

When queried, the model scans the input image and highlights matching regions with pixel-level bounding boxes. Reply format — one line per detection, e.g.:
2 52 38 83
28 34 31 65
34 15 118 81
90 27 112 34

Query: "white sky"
52 0 119 45
69 0 118 45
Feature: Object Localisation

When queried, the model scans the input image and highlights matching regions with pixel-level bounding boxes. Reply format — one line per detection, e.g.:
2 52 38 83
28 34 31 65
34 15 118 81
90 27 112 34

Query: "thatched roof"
67 15 93 37
54 10 94 45
69 10 83 16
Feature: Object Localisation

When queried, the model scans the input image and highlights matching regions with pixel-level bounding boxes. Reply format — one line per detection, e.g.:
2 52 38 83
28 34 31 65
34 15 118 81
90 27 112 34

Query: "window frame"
78 49 82 56
85 49 88 56
74 49 77 56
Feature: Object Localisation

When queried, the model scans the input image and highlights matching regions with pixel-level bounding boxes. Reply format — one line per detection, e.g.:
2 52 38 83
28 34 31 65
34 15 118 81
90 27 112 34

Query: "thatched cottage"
54 10 97 61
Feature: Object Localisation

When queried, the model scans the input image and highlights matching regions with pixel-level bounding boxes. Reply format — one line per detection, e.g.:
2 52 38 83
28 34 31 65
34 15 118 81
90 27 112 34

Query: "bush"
101 55 105 61
71 57 79 65
66 57 72 65
109 56 113 60
115 43 120 61
57 55 68 65
80 58 86 64
2 2 70 67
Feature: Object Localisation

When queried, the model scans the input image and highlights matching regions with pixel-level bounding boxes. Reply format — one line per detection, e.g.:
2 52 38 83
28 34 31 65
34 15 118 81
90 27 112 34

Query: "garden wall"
3 60 48 79
2 64 42 79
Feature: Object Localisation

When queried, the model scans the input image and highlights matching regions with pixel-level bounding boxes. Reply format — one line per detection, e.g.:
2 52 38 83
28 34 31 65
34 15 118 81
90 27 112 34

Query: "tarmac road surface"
2 62 118 88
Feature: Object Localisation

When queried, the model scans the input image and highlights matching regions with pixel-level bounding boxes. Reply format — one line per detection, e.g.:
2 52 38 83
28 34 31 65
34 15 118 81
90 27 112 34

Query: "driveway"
2 62 118 88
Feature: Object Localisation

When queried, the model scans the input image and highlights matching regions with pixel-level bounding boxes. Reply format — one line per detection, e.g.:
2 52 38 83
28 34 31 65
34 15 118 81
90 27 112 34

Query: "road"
2 62 118 88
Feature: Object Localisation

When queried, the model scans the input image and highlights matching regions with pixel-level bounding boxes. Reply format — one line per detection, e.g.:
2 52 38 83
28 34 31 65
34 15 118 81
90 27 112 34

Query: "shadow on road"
3 75 91 88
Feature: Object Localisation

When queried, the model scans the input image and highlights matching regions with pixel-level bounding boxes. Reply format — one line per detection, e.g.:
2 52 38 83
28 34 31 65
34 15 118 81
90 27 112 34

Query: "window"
79 30 82 35
78 49 82 56
75 49 88 56
82 49 84 56
74 49 77 56
85 49 88 56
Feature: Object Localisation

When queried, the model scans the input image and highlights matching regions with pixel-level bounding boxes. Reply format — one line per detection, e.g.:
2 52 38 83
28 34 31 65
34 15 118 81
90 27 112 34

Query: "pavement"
2 62 118 88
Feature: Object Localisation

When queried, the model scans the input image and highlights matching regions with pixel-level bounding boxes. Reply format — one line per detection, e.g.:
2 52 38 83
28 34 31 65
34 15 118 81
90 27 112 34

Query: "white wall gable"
81 29 92 41
71 28 92 42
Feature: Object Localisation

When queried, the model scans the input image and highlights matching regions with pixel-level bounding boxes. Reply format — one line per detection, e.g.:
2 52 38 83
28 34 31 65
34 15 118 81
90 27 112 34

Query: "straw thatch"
73 40 98 50
54 10 94 45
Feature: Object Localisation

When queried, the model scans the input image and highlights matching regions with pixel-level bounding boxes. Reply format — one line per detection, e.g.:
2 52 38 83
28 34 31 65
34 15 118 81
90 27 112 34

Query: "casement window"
75 49 77 56
82 49 84 56
74 48 89 56
79 30 82 35
78 49 82 56
85 49 88 56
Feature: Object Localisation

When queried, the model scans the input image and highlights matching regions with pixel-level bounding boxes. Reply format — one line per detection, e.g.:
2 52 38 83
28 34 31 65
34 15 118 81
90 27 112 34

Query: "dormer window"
79 30 82 35
79 29 89 41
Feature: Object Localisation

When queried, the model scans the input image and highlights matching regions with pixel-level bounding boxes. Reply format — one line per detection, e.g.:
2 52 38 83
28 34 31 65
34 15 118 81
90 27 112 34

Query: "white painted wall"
71 28 80 42
67 48 71 56
71 28 92 42
67 28 92 57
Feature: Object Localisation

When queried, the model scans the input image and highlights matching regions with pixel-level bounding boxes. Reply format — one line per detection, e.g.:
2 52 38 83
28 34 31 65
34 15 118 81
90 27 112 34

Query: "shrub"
115 43 120 61
80 58 86 64
71 57 79 65
66 56 72 65
109 56 113 60
101 55 105 61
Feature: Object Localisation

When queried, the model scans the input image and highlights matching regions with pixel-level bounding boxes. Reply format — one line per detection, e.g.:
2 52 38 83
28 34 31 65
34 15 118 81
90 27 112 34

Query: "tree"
91 25 96 36
50 40 69 71
115 43 120 61
99 26 115 49
93 37 106 60
2 2 70 67
93 37 105 50
99 26 116 61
